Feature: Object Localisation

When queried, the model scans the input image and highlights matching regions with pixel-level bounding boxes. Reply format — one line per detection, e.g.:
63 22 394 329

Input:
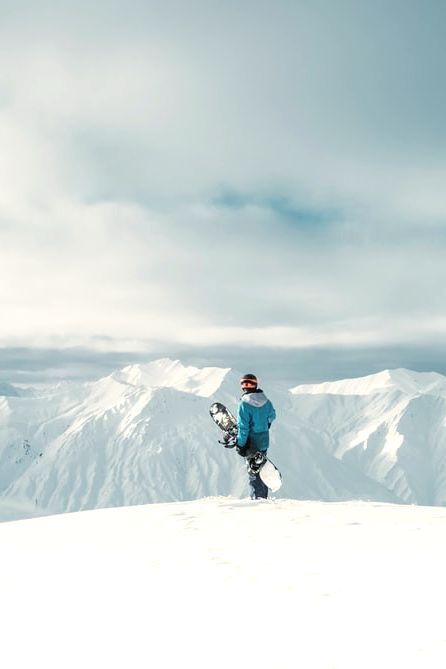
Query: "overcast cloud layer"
1 1 446 379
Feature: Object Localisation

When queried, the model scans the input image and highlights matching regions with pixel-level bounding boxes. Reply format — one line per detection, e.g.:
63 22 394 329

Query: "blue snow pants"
248 469 268 499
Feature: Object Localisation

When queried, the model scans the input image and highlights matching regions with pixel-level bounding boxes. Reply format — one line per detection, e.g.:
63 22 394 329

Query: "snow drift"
2 498 446 669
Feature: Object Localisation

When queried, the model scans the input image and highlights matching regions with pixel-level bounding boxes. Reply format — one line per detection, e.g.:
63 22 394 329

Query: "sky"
1 0 446 384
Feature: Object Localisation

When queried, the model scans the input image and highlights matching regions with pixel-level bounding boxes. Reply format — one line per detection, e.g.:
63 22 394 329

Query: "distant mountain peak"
112 357 232 397
290 367 446 397
5 361 446 520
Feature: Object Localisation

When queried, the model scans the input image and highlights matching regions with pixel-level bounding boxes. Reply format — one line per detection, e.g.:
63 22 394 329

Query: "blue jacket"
237 389 276 452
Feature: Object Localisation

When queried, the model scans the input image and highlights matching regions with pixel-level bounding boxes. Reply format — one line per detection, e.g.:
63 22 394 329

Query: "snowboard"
209 402 282 492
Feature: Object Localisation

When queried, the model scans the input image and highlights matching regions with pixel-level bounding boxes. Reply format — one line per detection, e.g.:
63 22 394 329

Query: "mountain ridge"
1 359 446 520
291 367 446 397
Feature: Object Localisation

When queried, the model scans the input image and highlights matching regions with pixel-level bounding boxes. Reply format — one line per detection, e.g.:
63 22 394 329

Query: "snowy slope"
113 358 230 396
287 368 446 506
2 498 446 669
0 359 244 518
2 360 446 520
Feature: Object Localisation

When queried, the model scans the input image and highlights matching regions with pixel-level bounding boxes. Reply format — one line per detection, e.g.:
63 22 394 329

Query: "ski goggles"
240 379 257 388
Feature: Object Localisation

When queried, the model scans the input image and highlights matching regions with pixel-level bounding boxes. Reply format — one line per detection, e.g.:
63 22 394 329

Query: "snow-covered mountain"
2 359 446 520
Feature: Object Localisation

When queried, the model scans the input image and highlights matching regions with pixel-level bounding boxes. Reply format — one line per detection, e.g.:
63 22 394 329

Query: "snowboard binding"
210 403 238 447
247 451 267 475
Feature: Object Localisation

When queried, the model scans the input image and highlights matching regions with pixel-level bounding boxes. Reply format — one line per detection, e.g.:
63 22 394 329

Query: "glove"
236 444 248 457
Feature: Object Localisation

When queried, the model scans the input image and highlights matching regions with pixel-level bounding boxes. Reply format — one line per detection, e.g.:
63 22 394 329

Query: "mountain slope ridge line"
1 359 446 520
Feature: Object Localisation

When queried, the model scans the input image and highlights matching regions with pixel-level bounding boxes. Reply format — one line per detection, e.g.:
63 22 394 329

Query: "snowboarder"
235 373 276 499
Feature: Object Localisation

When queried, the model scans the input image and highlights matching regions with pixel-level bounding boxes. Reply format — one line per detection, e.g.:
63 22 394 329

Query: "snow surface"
290 368 446 397
113 358 231 397
3 359 446 521
2 497 446 669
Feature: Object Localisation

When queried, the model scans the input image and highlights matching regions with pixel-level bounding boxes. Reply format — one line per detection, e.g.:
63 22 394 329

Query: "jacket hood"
241 390 269 408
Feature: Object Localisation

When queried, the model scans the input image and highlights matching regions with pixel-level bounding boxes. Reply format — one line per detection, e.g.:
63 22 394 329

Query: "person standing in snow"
236 373 276 499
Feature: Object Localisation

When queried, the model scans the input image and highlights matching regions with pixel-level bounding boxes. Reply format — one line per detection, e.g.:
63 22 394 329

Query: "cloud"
3 1 445 213
1 194 445 350
4 341 446 387
1 1 446 362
